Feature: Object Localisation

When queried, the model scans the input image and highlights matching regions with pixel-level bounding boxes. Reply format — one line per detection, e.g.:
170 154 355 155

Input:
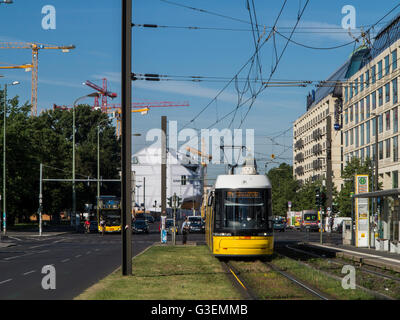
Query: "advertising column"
355 175 369 247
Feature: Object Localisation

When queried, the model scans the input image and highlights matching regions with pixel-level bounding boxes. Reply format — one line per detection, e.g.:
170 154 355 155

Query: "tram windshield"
215 189 271 233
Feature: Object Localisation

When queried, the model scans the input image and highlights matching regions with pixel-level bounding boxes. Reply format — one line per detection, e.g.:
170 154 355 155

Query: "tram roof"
214 174 271 189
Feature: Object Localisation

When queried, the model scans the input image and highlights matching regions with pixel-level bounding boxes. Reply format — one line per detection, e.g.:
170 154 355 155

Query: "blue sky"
1 0 400 179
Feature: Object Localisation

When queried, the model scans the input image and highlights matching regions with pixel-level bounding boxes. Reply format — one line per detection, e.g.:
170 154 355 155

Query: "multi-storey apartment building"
342 15 400 190
293 59 359 194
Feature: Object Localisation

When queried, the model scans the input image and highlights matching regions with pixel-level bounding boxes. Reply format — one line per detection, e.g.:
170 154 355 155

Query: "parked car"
188 216 205 233
132 219 149 234
273 216 286 232
144 214 155 223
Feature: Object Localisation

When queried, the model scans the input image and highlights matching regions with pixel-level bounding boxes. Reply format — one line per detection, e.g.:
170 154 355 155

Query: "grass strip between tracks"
271 255 377 300
75 245 242 300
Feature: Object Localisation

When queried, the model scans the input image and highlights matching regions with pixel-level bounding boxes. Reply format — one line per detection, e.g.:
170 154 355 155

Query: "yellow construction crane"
0 42 76 116
0 63 33 71
106 107 150 137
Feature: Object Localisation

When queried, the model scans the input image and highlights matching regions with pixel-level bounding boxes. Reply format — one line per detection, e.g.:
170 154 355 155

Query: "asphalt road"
0 223 174 300
0 225 341 300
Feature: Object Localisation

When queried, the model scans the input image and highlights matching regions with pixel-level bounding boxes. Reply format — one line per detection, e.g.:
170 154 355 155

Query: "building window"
350 128 354 145
350 106 353 122
360 74 364 92
355 102 359 124
378 87 383 106
372 117 376 137
345 131 349 147
393 50 398 71
385 82 390 103
386 111 391 131
361 148 365 162
354 79 358 95
378 60 383 79
360 123 364 146
366 120 370 144
372 91 377 109
345 86 348 103
366 146 370 160
345 109 348 124
372 144 376 161
366 95 370 118
393 78 398 104
379 114 384 133
360 99 364 121
350 83 353 99
394 136 399 162
379 141 384 160
386 139 391 158
355 126 359 147
366 70 370 88
394 107 398 133
393 170 399 189
372 66 376 84
385 55 390 75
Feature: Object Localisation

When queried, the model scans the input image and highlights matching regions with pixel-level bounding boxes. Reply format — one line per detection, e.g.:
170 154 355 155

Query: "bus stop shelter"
353 189 400 253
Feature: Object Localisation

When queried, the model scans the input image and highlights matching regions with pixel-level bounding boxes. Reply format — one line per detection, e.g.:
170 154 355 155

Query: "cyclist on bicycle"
84 219 90 233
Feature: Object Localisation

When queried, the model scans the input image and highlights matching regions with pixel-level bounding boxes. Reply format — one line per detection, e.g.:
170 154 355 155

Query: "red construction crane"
83 78 117 111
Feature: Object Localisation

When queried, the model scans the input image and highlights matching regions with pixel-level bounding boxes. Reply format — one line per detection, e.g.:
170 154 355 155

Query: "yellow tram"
204 158 274 257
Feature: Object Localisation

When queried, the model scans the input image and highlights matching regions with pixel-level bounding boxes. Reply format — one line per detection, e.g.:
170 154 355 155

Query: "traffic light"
315 188 321 207
167 196 172 208
177 196 182 208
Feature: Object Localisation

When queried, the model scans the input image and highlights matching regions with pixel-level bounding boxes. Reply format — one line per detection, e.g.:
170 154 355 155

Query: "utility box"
343 220 352 245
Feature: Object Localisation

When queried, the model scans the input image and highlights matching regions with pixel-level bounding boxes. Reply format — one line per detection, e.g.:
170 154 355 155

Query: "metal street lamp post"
72 92 100 231
2 81 19 237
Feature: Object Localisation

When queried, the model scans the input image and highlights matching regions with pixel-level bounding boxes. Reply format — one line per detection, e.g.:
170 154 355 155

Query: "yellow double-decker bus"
98 196 121 233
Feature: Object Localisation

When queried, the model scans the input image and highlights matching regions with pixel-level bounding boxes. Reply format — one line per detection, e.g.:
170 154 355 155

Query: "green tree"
336 157 376 217
0 90 121 225
267 163 299 215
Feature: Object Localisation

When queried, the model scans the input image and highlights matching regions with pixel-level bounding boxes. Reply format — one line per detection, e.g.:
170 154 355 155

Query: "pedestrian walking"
100 217 106 236
181 217 189 245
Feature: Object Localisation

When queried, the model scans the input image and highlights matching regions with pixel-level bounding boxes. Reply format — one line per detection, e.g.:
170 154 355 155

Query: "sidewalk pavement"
306 242 400 273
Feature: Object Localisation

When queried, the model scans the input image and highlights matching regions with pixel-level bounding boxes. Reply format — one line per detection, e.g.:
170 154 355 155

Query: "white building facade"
132 146 203 216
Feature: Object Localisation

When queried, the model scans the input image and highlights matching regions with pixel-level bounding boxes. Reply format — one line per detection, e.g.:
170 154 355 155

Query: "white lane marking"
29 244 48 249
75 254 82 258
37 250 50 254
22 270 36 276
8 236 22 242
0 279 12 285
4 252 34 261
86 251 91 255
61 258 70 263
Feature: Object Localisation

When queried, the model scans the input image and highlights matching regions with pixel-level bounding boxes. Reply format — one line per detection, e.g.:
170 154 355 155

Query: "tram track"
220 260 259 300
287 244 400 284
277 244 397 300
220 258 332 300
262 260 331 300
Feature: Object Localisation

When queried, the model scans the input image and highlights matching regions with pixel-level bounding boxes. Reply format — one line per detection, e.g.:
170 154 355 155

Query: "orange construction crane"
0 42 76 116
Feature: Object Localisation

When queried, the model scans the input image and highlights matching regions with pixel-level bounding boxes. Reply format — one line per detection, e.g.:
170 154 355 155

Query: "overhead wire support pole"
121 0 132 276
